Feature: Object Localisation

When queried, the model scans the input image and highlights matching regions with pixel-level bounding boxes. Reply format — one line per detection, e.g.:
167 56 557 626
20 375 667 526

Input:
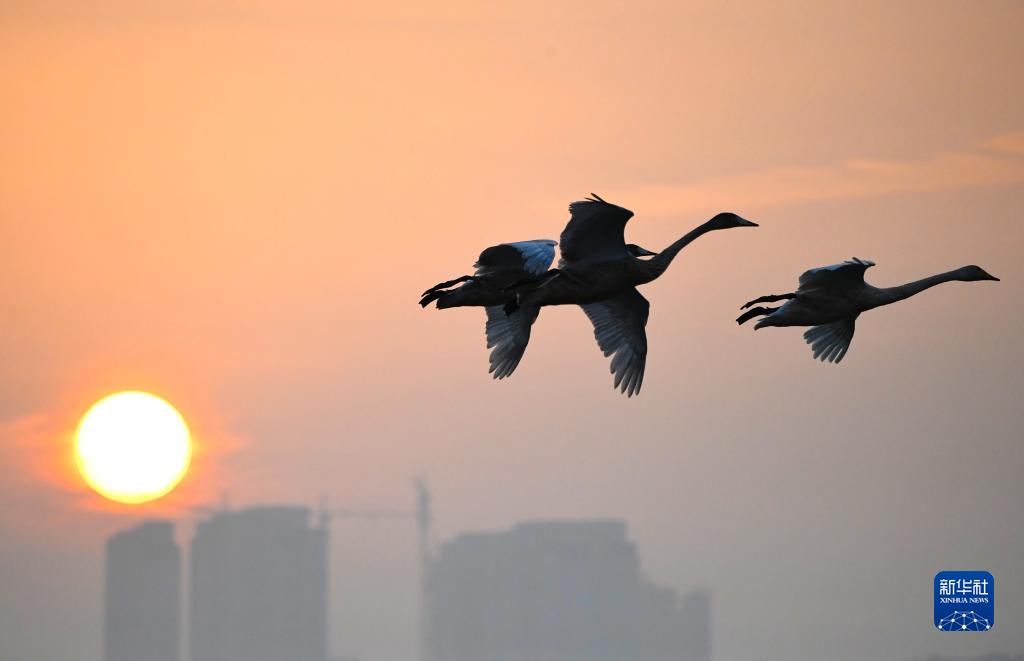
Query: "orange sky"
2 2 1023 660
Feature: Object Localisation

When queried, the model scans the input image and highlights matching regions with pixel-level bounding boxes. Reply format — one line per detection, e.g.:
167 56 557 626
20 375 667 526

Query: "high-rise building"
426 520 710 661
678 589 711 661
189 506 328 661
105 520 181 661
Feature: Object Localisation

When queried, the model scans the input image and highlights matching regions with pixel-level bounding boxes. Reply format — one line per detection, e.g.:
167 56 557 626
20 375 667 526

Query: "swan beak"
987 274 1001 281
736 217 758 227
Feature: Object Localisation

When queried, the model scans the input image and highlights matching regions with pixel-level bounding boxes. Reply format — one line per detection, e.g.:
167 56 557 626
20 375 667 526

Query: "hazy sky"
2 2 1023 660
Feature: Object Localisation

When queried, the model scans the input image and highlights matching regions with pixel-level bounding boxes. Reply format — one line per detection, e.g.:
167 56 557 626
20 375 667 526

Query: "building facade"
105 520 181 661
189 506 328 661
426 520 710 661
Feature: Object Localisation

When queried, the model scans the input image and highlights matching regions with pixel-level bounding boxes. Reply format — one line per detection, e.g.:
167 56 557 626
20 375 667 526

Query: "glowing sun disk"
75 391 191 504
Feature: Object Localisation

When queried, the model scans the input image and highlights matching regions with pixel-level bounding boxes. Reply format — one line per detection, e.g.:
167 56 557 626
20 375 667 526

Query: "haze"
1 2 1023 661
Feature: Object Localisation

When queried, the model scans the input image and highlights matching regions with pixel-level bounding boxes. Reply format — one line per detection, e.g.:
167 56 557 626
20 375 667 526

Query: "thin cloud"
0 407 249 543
0 414 85 541
980 130 1024 156
607 133 1024 218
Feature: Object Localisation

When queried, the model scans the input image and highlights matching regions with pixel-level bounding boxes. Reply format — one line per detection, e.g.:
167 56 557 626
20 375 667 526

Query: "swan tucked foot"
421 275 474 297
419 289 449 307
740 293 795 309
736 306 779 325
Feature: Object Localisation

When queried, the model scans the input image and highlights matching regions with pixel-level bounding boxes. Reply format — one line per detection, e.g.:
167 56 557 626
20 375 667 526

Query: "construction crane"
317 479 433 661
317 479 431 553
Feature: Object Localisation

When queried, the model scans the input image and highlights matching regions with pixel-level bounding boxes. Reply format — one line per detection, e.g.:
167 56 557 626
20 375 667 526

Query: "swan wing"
579 288 650 397
798 257 875 292
803 316 857 363
485 304 541 379
559 194 635 265
475 240 557 276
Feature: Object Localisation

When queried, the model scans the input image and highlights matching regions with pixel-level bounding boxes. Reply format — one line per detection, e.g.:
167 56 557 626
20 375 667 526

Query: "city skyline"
102 501 712 661
101 503 1024 661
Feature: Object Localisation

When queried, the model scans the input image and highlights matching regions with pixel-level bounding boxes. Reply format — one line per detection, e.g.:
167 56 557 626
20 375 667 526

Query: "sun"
75 391 192 504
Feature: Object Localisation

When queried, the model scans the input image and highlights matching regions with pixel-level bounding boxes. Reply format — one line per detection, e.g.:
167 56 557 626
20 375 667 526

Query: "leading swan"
736 258 999 363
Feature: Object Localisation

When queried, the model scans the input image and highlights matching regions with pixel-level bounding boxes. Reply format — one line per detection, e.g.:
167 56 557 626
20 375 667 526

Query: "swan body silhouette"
737 258 999 363
510 195 756 395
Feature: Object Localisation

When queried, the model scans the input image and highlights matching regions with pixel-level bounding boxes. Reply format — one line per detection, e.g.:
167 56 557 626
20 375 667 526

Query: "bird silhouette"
508 194 757 396
736 258 999 363
420 240 557 379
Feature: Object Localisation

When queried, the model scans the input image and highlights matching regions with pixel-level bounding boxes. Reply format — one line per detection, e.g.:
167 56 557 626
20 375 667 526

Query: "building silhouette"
105 520 181 661
189 506 328 661
678 589 711 661
426 520 710 661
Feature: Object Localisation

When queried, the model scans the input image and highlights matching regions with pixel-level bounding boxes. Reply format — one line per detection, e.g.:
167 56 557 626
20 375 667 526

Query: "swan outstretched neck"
645 212 757 279
512 195 755 395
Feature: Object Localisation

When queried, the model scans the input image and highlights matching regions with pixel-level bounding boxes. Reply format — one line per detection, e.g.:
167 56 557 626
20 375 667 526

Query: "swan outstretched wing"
485 304 540 379
475 240 557 276
579 288 650 397
559 194 635 265
803 316 857 363
798 257 875 291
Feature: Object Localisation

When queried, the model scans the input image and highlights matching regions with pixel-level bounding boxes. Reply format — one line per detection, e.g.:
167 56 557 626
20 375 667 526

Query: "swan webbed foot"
419 290 445 307
422 275 474 297
736 306 779 325
740 293 795 309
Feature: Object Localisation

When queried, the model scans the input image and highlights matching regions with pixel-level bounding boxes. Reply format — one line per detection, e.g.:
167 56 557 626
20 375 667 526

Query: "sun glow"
75 391 192 504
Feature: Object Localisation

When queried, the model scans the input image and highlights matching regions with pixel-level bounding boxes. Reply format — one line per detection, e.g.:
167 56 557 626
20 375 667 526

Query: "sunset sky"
2 2 1023 660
